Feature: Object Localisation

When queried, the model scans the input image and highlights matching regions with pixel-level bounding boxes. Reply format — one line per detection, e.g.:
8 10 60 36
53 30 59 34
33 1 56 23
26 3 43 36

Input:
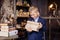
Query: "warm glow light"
49 4 53 8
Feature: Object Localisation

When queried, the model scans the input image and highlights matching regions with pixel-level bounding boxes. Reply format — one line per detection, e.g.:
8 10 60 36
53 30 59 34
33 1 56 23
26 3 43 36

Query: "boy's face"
30 10 39 19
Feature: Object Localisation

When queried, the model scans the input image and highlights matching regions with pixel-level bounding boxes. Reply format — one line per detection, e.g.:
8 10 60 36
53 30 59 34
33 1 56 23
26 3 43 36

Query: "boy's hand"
25 26 32 32
37 23 42 30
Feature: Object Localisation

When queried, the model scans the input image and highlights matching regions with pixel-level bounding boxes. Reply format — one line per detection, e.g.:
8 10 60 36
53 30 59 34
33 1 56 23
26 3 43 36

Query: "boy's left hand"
37 23 42 30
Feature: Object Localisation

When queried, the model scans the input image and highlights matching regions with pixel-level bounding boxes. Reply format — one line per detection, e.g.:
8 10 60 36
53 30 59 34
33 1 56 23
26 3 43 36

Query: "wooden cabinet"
16 0 31 26
15 0 31 40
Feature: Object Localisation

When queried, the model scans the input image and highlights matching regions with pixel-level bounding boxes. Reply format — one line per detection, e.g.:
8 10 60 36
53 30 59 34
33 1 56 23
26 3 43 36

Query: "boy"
26 6 46 40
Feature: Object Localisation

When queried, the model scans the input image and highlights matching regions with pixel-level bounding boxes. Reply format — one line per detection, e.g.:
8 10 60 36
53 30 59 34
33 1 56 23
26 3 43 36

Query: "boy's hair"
29 6 38 12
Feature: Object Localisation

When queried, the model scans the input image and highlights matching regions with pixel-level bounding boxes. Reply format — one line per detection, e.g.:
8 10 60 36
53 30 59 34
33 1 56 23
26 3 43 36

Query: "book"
25 21 42 32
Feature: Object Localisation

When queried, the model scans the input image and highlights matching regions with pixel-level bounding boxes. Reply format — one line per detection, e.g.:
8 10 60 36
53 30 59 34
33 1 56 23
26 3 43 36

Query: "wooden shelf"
17 16 29 17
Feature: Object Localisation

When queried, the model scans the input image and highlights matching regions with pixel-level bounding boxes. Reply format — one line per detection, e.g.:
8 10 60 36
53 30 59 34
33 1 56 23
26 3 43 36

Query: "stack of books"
0 23 18 37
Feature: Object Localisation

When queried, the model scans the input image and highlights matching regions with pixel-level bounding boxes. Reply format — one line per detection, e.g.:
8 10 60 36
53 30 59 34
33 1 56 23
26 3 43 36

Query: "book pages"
25 21 40 31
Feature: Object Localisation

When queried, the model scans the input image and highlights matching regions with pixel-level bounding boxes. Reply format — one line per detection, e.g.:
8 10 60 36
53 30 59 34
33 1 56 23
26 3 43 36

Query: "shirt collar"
34 17 39 22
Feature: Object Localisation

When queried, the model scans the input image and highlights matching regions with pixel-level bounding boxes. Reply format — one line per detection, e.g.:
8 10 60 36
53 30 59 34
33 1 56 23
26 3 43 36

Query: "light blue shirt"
34 17 39 22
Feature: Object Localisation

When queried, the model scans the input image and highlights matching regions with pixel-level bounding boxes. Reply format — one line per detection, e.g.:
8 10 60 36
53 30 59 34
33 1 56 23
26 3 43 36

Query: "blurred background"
0 0 60 40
